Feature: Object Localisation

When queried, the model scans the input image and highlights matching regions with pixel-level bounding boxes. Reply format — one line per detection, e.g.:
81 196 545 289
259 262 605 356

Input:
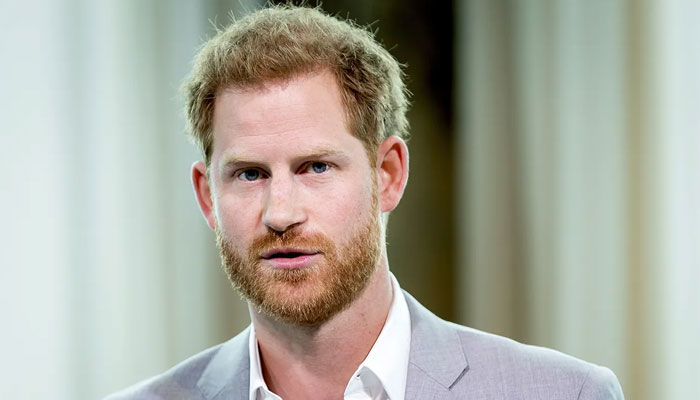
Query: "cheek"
213 192 262 241
317 179 375 231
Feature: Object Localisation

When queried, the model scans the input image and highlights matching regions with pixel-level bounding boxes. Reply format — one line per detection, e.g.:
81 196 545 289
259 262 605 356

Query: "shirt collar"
348 272 411 400
248 272 411 400
248 324 279 400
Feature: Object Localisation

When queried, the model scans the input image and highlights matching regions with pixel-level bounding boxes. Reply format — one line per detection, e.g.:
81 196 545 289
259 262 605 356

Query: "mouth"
260 248 320 270
262 247 318 260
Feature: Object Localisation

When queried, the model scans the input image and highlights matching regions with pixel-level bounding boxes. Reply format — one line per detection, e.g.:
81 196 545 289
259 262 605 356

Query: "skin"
191 70 409 400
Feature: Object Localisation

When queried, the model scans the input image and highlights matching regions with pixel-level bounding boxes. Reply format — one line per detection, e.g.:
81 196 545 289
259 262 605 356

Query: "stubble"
216 197 382 326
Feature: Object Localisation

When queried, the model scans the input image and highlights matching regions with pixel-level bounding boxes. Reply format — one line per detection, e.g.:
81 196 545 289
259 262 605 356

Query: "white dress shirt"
248 273 412 400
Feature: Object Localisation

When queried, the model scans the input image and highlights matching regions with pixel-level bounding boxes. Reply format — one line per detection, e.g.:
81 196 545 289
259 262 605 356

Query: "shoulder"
451 323 623 399
403 291 623 399
104 328 250 400
103 344 224 400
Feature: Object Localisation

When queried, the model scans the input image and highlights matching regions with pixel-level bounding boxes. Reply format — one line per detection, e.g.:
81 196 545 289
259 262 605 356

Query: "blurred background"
1 0 698 398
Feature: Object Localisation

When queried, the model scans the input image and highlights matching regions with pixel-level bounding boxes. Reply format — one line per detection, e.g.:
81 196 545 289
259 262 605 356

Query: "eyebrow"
218 147 352 173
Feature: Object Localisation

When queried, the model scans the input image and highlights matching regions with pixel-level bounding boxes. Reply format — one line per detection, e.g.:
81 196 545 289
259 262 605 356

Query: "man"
109 5 623 400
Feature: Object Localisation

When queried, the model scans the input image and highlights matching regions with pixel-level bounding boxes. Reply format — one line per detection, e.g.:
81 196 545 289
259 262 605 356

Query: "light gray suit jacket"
107 291 624 399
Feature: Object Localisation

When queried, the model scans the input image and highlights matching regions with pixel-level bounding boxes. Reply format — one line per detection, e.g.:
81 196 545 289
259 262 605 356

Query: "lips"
261 248 319 260
260 248 320 269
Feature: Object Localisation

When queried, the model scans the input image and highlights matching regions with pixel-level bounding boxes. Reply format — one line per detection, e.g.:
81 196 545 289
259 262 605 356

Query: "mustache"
248 229 334 257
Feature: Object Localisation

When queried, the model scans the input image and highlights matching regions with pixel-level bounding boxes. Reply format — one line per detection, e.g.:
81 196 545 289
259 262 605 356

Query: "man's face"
206 71 382 326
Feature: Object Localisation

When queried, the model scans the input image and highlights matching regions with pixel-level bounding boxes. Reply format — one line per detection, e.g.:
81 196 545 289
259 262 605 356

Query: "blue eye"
240 169 260 181
311 162 329 174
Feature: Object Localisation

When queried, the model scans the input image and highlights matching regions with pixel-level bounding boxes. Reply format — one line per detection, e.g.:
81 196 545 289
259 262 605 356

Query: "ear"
375 136 409 213
192 161 217 231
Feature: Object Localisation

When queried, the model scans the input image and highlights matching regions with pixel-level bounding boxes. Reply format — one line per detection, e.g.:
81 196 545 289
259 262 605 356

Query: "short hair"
182 5 410 167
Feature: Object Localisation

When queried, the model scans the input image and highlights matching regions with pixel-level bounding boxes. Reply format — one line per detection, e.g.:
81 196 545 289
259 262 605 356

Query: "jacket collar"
403 290 469 396
197 327 250 400
195 291 469 400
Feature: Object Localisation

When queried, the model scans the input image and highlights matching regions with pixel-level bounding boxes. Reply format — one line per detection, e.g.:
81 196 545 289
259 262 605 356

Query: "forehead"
211 71 360 162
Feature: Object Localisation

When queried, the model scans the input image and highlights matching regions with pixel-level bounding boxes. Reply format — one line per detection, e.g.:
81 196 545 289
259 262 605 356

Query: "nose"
262 174 307 233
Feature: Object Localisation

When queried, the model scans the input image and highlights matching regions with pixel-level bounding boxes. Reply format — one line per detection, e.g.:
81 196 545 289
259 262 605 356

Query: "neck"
249 260 393 400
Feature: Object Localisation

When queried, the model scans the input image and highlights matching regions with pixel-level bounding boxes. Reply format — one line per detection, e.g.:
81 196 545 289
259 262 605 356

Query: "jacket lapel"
403 291 469 399
197 326 251 400
194 293 468 400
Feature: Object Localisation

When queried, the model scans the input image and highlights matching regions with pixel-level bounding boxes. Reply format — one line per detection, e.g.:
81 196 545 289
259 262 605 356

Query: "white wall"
456 1 700 398
0 1 255 398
